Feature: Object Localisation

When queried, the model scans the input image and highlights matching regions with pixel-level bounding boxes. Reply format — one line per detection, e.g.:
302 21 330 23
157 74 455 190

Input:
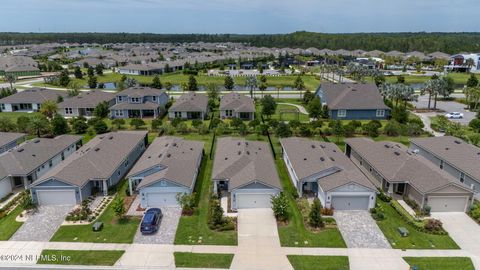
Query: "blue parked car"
140 208 163 235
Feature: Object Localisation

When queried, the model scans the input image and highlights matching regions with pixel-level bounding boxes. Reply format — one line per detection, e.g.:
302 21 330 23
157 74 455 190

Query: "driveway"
412 94 475 125
334 211 391 249
231 208 293 270
432 213 480 254
133 207 182 244
11 205 72 241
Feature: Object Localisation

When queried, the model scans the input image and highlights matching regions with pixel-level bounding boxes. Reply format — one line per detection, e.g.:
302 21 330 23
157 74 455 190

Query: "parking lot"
412 94 475 125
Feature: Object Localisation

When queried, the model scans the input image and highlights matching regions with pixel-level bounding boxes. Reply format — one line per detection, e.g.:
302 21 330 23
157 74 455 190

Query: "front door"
395 183 406 195
13 177 23 188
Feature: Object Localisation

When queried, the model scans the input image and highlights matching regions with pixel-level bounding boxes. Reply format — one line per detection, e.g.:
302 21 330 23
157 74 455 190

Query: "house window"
152 96 157 102
360 160 363 166
65 108 73 114
376 109 385 117
226 110 233 117
131 97 141 103
460 172 465 183
0 104 4 110
49 160 53 167
115 110 124 117
61 153 65 161
174 111 182 118
160 181 167 187
118 96 124 102
337 110 347 118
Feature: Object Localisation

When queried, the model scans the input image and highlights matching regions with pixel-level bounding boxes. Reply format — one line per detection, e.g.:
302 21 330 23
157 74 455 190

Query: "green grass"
37 250 125 266
174 133 237 245
367 73 471 86
375 200 459 249
287 255 349 270
50 180 140 243
174 252 234 269
403 257 474 270
0 204 24 240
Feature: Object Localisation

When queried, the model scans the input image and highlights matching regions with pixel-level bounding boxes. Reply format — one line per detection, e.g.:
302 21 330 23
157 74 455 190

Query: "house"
444 53 480 73
280 137 376 210
127 136 204 208
219 92 255 120
212 137 282 210
0 88 68 112
345 138 474 212
58 90 115 118
410 136 480 197
73 57 116 69
29 131 148 205
0 135 82 199
0 56 40 77
316 82 390 120
110 87 169 119
168 92 209 120
0 132 25 154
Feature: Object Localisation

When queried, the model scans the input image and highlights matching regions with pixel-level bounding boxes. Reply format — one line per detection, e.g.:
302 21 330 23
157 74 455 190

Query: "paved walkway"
412 112 444 137
334 211 391 249
397 200 417 217
277 103 308 115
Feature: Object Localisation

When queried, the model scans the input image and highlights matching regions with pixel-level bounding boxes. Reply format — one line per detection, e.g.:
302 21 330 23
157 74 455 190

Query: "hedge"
390 200 448 235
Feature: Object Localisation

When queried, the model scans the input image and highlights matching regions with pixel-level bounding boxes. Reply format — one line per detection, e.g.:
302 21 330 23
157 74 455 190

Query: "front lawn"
375 200 459 249
50 180 140 243
174 252 234 269
0 204 24 240
37 250 125 266
403 257 474 270
287 255 349 270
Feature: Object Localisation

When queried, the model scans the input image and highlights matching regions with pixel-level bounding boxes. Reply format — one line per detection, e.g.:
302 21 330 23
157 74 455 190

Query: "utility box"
92 222 103 232
398 227 409 237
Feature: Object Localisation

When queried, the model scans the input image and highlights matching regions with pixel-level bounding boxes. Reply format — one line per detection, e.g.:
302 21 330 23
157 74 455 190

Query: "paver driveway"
133 207 182 244
334 211 391 249
11 205 72 241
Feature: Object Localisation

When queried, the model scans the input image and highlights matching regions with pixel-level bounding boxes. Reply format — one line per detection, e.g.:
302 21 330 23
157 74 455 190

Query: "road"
412 94 474 125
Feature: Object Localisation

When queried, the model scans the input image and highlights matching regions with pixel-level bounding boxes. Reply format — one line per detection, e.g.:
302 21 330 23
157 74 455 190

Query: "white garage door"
428 196 468 212
146 192 179 207
37 190 76 206
236 193 274 209
331 195 369 210
0 178 12 199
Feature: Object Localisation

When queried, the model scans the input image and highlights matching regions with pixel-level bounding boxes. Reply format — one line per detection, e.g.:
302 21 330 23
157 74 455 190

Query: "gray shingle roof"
116 87 166 97
110 101 160 110
129 136 204 189
280 137 375 192
33 131 147 187
319 82 390 110
58 91 115 109
0 132 25 149
0 88 68 104
169 92 208 112
212 137 281 191
220 93 255 113
411 136 480 181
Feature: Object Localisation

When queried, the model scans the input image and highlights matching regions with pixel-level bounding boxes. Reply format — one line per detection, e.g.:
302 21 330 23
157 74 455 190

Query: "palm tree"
40 100 58 119
4 74 16 90
276 85 282 99
29 114 50 137
245 76 257 99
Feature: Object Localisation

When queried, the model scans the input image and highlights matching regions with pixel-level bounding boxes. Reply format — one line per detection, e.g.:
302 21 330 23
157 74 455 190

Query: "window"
49 160 53 167
131 97 141 103
360 160 363 166
115 110 124 117
226 110 233 117
118 96 124 102
152 96 157 102
160 181 167 187
337 110 347 118
174 111 182 118
376 109 385 117
460 172 465 183
1 104 5 110
65 108 73 114
61 153 65 161
117 170 121 176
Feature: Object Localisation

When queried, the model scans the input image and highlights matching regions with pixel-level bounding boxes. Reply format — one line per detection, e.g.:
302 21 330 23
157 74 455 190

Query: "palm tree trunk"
428 92 432 109
434 93 438 109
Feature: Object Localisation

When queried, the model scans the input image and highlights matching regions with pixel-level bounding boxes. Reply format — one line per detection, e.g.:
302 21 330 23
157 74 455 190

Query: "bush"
308 198 324 228
112 119 126 130
377 189 392 202
390 200 447 235
384 120 404 136
424 218 443 232
271 192 289 222
171 117 183 127
151 119 163 130
130 118 145 129
191 119 203 128
177 193 196 215
93 119 109 134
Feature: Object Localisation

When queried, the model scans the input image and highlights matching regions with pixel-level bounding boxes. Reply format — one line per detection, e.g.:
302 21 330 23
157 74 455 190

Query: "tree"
362 120 381 137
4 74 16 89
206 83 220 101
40 100 58 119
464 86 480 110
72 117 88 134
88 76 97 89
165 81 173 95
56 95 64 103
224 76 234 91
93 101 109 118
302 89 315 105
187 75 198 91
309 198 324 228
271 192 289 222
294 75 305 98
176 193 196 214
58 69 70 87
469 119 480 132
95 64 104 76
209 196 225 227
329 120 344 143
151 75 163 89
111 197 126 220
245 76 257 98
151 119 162 130
396 75 405 84
258 82 267 98
261 95 276 118
276 122 292 137
125 77 138 88
29 114 50 137
51 114 69 135
67 81 81 96
16 116 31 133
73 66 83 79
307 96 322 119
467 74 479 88
230 117 243 130
130 118 145 129
92 119 109 134
87 66 95 77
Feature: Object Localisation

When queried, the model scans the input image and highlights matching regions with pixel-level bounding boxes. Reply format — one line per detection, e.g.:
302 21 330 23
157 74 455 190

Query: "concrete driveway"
11 205 72 241
133 207 182 244
413 94 475 125
334 211 390 249
231 208 293 270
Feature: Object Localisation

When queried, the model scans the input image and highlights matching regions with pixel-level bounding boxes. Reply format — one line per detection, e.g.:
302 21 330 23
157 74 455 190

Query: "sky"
1 0 479 34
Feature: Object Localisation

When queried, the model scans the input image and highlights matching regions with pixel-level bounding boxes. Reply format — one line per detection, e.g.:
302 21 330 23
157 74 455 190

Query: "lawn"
375 200 459 249
403 257 474 270
37 250 125 266
370 73 471 86
0 204 24 240
287 255 349 270
50 180 141 243
174 252 234 269
274 104 310 122
174 133 238 245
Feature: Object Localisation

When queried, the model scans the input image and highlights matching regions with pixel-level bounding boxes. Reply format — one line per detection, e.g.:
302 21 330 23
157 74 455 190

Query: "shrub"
377 189 392 202
171 117 183 127
298 124 312 137
198 123 209 135
177 122 189 134
308 198 324 228
151 119 163 130
130 118 145 129
112 118 126 130
271 192 289 222
424 218 443 232
384 120 404 136
177 193 196 215
21 193 37 211
191 119 203 128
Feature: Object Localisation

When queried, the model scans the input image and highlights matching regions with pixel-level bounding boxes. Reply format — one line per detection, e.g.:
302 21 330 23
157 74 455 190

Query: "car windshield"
142 213 155 224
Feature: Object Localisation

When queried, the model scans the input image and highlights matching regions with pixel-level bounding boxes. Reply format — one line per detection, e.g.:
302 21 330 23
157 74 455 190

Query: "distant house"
212 137 282 210
0 135 82 199
345 138 474 212
0 88 68 113
29 131 147 205
316 82 390 120
73 57 116 69
0 132 25 154
127 136 204 208
117 63 165 76
280 137 376 210
168 92 209 120
0 56 40 77
58 90 115 118
444 53 480 73
110 87 169 119
219 92 255 120
411 136 480 198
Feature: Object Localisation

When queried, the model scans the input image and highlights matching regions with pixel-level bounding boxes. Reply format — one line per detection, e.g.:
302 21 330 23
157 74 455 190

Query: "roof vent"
173 143 177 147
445 147 449 150
394 151 400 156
329 157 335 161
158 154 163 158
33 139 40 143
224 157 228 160
94 147 100 152
99 136 105 139
384 144 390 148
332 149 337 153
320 157 325 161
17 148 24 152
303 158 307 161
238 151 242 155
167 153 171 158
311 145 316 149
454 140 462 144
237 142 241 146
246 151 250 155
190 148 193 151
109 136 114 140
245 142 249 146
165 143 169 147
320 145 326 149
32 154 36 157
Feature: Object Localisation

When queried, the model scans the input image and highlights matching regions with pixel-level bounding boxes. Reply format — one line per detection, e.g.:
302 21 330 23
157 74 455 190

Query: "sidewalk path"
277 103 308 115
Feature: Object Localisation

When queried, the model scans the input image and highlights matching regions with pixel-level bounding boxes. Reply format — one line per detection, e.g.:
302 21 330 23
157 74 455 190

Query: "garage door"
37 190 76 206
0 178 12 199
331 195 369 210
428 196 468 212
146 192 179 207
236 193 274 209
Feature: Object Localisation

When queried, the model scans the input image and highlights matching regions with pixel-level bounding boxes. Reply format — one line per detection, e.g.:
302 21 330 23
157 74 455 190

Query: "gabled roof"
58 90 115 109
0 88 68 104
129 136 204 189
116 87 166 97
319 82 389 110
110 101 160 110
220 92 255 113
280 137 375 192
0 132 25 148
169 92 208 112
212 137 281 191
